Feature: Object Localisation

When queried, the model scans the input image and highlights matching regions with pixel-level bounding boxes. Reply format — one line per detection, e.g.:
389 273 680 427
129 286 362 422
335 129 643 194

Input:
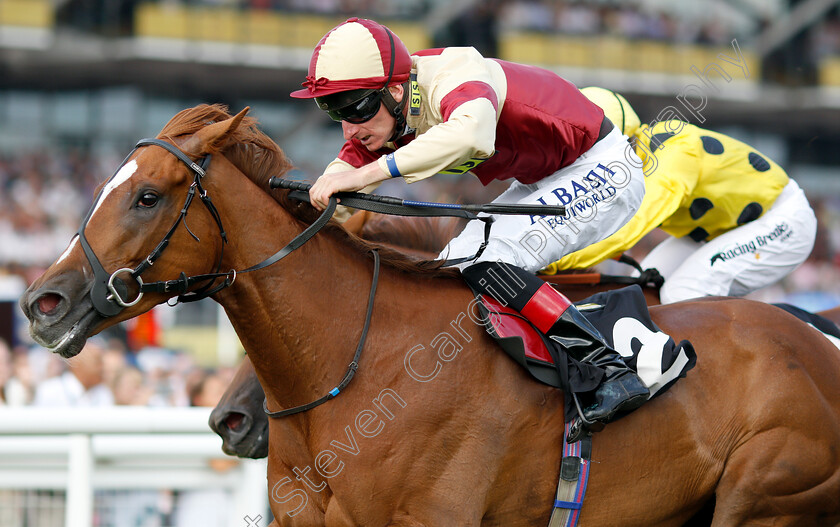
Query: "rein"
264 249 381 418
271 178 565 267
270 177 567 217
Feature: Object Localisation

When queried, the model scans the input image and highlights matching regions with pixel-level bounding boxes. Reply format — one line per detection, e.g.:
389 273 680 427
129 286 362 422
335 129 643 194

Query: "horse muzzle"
209 407 269 459
21 277 103 358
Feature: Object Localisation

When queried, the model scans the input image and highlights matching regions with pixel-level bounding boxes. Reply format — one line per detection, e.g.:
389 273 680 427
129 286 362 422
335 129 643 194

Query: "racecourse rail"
0 406 268 527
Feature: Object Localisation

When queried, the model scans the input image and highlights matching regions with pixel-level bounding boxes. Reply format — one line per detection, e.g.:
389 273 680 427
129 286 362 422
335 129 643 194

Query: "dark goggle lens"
325 91 382 124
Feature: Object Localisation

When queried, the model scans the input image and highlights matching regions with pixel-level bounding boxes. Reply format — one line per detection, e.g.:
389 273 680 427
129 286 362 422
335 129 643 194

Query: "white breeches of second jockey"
439 128 646 272
641 179 817 304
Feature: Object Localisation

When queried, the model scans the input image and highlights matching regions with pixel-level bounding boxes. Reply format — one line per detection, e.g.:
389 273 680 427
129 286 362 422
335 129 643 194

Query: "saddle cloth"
477 284 696 403
476 285 696 527
773 302 840 340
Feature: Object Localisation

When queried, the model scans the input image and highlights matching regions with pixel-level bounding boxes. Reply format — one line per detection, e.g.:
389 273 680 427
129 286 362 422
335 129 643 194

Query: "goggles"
317 89 383 124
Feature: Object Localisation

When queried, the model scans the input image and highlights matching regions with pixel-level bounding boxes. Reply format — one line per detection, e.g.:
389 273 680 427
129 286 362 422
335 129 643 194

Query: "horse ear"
182 106 250 156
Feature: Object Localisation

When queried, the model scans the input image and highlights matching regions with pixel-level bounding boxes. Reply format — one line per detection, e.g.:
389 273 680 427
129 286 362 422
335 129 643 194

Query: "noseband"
78 138 338 318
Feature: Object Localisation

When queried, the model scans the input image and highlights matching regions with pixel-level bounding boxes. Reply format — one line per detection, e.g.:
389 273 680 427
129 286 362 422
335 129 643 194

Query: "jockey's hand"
309 162 390 211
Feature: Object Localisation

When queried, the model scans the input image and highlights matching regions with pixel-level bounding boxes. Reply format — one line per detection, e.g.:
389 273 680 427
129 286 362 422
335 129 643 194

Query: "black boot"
549 306 649 443
461 263 649 439
549 306 649 422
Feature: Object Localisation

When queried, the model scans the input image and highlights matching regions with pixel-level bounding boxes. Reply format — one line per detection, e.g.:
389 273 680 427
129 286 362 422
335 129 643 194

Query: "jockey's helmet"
581 87 641 138
291 18 412 129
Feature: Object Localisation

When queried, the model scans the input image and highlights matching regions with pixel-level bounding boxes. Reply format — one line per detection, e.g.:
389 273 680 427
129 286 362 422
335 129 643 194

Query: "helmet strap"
378 26 411 142
383 81 411 142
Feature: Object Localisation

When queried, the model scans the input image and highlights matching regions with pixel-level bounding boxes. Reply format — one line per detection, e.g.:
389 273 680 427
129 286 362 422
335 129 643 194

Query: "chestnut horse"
209 213 664 460
210 215 840 463
21 105 840 526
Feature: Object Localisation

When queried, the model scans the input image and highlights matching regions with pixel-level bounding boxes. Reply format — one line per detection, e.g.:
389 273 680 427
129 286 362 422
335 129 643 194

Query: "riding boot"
547 304 650 424
461 263 650 437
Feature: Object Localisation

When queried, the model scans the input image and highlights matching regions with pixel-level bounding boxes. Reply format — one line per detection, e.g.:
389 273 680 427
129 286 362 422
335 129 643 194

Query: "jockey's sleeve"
375 96 498 183
543 140 700 272
322 158 384 223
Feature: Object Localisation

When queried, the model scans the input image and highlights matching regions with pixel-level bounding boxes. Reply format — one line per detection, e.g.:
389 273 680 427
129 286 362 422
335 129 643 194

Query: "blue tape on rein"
402 200 462 209
329 387 340 397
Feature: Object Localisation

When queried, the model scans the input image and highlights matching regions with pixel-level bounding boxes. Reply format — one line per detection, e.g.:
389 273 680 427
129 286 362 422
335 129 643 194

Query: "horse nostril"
224 412 245 431
37 293 63 316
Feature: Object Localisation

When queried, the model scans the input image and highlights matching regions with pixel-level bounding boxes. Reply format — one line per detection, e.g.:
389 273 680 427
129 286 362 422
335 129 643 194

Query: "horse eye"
138 192 159 208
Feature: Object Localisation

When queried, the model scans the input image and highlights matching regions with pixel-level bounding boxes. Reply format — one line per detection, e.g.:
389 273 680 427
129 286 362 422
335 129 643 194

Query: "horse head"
209 354 268 459
21 105 273 358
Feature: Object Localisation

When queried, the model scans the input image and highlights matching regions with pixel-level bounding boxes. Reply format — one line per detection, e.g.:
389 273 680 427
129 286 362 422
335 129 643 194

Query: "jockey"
293 18 649 440
542 87 818 304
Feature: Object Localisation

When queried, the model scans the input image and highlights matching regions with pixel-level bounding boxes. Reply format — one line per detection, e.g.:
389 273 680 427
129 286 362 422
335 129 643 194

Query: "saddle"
475 284 696 419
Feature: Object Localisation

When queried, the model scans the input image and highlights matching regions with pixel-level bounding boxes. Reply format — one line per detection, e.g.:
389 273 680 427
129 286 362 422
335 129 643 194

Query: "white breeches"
440 128 646 273
640 179 817 304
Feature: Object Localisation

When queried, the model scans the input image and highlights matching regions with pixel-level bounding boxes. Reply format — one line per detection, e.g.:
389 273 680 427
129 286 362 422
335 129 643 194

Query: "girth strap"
548 425 592 527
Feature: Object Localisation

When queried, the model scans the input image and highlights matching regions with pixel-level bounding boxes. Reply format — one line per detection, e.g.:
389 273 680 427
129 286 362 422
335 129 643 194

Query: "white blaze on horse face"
89 159 139 222
56 235 79 265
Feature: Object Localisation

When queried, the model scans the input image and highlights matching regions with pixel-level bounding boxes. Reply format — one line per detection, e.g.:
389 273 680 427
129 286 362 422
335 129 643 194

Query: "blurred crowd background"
1 0 840 412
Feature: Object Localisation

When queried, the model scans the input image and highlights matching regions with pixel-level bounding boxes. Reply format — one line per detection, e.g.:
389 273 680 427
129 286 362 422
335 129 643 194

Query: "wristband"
384 153 401 178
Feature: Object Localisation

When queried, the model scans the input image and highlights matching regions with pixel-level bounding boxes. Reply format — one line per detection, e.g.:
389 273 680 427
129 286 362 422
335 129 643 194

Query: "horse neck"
210 181 386 412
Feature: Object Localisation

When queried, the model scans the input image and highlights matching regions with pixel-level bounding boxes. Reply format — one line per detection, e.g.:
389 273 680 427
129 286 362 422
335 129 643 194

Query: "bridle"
78 138 219 317
77 136 377 418
78 137 339 319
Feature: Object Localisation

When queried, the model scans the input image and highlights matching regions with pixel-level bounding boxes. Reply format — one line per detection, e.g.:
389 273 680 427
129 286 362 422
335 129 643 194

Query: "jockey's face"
341 85 404 152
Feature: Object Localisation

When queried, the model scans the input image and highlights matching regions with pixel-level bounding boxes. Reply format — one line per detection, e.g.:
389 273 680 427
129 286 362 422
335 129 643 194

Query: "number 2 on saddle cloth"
474 284 696 424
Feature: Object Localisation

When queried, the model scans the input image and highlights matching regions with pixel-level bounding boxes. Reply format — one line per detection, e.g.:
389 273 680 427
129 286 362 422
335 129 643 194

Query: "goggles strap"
379 26 410 142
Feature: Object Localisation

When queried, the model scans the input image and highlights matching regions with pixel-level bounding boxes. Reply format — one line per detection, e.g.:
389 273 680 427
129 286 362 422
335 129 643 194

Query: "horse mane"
158 104 458 278
360 215 463 254
159 104 292 181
